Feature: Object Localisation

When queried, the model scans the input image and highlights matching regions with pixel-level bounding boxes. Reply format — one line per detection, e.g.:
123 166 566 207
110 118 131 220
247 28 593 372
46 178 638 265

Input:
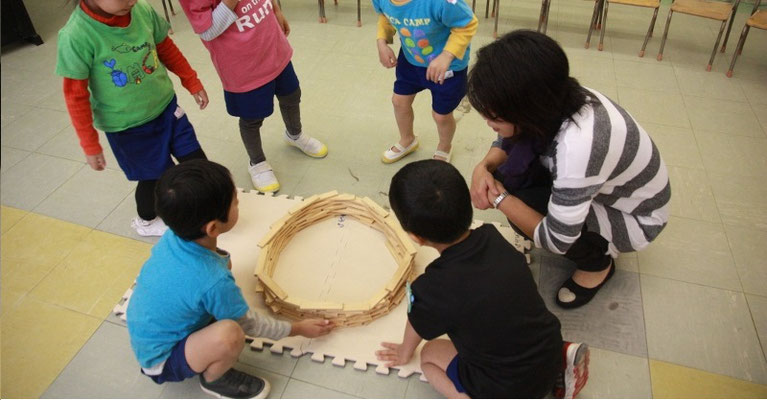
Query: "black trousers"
135 148 207 220
497 169 612 272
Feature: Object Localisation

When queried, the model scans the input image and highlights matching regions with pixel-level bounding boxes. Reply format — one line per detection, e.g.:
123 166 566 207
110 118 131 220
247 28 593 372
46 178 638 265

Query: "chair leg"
657 10 673 61
472 0 477 12
357 0 362 26
727 25 750 77
485 0 491 18
707 20 727 71
538 0 548 32
493 0 500 38
543 0 552 33
586 0 601 48
639 7 659 57
491 0 498 18
161 0 173 34
167 0 176 15
598 0 609 51
318 0 327 23
596 0 604 29
721 6 738 52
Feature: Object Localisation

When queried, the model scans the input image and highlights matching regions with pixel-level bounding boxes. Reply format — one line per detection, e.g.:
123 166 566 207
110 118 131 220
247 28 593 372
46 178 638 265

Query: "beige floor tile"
0 153 84 211
616 87 690 128
708 172 767 231
724 224 767 297
34 167 136 228
695 131 767 178
0 146 30 174
638 216 741 291
615 59 680 93
752 102 767 135
673 63 748 102
0 101 33 129
644 122 704 170
746 294 767 360
36 127 121 172
28 230 151 318
1 205 27 235
0 107 72 152
685 95 765 137
741 79 767 107
579 347 652 398
642 275 767 384
0 297 101 398
650 360 767 398
667 166 721 223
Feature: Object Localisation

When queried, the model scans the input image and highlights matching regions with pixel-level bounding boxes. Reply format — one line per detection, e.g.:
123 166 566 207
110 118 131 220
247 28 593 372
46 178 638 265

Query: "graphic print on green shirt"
56 0 175 132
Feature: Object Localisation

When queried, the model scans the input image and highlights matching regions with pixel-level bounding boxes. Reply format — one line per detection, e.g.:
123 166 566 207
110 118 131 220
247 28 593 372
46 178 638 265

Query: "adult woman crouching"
468 30 670 309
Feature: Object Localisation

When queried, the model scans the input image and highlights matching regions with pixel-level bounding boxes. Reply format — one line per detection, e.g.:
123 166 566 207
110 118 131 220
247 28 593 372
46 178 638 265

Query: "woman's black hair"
467 30 591 145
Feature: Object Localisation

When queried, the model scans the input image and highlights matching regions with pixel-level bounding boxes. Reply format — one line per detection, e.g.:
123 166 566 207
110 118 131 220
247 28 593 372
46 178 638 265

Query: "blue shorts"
446 355 467 394
224 62 300 119
393 51 467 115
106 96 201 181
141 336 198 384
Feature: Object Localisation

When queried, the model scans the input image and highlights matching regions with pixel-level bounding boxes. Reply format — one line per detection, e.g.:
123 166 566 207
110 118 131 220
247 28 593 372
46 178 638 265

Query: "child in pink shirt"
179 0 328 193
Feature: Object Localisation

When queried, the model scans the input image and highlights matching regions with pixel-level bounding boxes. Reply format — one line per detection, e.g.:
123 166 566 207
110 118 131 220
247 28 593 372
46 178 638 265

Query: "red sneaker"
553 342 590 398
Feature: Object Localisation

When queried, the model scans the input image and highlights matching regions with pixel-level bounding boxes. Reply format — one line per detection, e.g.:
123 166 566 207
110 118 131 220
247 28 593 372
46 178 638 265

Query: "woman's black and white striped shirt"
534 88 671 257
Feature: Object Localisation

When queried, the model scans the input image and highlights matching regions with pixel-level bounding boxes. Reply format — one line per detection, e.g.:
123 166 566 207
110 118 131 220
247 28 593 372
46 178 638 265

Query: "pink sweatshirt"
179 0 293 93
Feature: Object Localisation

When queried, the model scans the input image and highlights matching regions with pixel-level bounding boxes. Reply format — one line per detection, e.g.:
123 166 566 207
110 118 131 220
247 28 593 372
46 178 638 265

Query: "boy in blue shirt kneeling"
127 159 334 398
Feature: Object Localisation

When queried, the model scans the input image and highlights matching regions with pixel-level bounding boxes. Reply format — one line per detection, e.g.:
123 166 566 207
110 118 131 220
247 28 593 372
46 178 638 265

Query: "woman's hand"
485 179 508 207
376 342 413 367
471 163 500 209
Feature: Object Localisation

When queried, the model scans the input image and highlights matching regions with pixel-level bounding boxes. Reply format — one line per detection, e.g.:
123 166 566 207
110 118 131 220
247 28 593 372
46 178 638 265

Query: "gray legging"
239 88 302 165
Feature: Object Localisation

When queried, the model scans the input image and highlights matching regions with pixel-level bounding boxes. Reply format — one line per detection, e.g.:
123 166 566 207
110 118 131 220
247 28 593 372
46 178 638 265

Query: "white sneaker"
131 217 168 237
249 161 280 193
285 130 328 158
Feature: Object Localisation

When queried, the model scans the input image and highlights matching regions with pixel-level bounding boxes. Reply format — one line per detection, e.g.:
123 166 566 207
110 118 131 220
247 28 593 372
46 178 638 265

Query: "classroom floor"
2 0 767 397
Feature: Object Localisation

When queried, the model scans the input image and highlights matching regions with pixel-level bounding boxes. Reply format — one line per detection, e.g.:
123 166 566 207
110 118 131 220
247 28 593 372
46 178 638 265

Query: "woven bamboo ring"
255 191 417 327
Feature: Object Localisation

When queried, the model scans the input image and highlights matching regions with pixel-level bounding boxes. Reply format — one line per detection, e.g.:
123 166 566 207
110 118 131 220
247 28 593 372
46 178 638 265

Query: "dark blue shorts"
224 62 300 119
106 96 201 181
446 355 467 394
393 51 467 115
141 336 198 384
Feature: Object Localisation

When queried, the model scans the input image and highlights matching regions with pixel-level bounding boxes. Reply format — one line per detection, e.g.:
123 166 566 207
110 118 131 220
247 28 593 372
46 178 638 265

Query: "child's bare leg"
391 93 417 151
184 319 245 382
432 110 455 156
420 339 470 399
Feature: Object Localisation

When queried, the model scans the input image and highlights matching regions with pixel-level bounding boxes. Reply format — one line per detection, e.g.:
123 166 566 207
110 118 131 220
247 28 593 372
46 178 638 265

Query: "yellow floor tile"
651 360 767 398
28 230 152 319
1 206 28 234
1 213 92 315
0 297 101 398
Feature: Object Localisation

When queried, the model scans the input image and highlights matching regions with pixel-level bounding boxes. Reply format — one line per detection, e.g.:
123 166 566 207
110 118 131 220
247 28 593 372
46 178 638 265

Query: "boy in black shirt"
377 160 589 398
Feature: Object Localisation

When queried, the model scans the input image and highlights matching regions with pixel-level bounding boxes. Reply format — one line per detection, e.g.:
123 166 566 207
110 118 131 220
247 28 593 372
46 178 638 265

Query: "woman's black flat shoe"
556 262 616 309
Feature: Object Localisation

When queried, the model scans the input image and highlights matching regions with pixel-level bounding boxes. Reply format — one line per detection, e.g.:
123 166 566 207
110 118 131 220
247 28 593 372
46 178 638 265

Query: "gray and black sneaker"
199 369 271 399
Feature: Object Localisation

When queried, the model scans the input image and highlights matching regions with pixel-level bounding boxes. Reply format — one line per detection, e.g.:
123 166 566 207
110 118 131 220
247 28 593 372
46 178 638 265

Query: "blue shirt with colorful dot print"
372 0 475 71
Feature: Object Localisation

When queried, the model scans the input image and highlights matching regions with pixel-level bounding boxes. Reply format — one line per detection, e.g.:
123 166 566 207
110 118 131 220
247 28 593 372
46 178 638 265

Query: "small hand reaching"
377 40 397 68
426 51 454 84
375 342 412 367
291 319 335 338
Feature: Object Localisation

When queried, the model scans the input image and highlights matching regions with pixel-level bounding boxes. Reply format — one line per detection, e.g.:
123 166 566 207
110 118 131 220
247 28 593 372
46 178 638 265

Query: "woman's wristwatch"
493 191 510 209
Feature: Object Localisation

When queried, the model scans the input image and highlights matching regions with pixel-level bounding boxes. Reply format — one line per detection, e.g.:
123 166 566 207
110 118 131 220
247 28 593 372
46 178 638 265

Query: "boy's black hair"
155 159 235 241
389 160 472 244
467 30 591 145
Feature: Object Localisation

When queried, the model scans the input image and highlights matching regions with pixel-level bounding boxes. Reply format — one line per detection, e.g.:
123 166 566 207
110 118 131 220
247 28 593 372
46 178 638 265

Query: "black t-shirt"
408 224 563 398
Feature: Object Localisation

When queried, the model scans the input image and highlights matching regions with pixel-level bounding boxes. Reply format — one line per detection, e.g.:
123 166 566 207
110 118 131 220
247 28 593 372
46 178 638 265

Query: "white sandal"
433 149 452 163
381 138 419 164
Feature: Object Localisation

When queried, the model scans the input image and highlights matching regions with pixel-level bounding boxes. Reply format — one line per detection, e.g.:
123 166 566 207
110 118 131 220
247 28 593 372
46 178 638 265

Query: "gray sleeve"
199 2 238 41
237 310 292 340
491 134 503 148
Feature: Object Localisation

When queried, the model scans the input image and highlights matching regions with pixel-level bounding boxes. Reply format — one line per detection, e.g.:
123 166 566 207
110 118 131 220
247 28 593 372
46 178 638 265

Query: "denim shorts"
393 51 467 115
